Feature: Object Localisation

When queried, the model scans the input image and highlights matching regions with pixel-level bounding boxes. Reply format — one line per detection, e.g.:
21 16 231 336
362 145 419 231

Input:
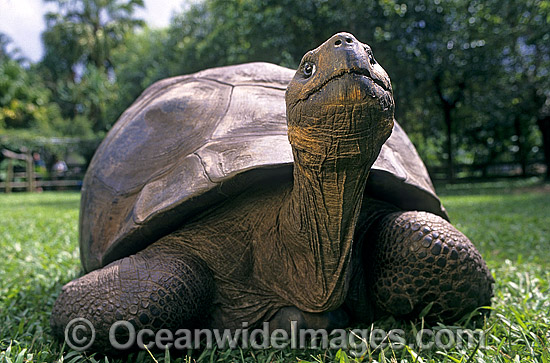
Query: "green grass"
0 192 80 363
0 180 549 362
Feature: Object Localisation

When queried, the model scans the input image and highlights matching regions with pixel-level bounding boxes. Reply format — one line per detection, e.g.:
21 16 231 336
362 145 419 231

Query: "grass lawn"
0 179 549 362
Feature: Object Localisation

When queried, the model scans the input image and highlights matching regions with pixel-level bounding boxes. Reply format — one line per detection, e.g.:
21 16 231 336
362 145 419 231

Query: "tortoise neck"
288 159 370 251
267 157 371 311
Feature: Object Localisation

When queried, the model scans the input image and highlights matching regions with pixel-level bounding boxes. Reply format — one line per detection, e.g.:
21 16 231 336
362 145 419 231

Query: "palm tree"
42 0 145 74
40 0 145 132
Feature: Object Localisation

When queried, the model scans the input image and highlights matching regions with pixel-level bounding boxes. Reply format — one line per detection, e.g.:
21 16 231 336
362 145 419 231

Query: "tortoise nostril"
345 37 353 44
335 39 342 46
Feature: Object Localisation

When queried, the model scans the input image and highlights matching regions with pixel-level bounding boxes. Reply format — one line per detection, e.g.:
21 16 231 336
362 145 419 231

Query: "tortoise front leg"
50 238 214 351
350 206 494 323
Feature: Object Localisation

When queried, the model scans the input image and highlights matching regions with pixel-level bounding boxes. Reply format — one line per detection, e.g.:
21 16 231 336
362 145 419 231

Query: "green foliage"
497 0 550 177
1 184 549 362
42 0 145 73
54 64 119 133
166 0 366 72
4 1 550 177
40 0 145 134
0 31 97 140
374 0 507 177
145 0 547 178
0 33 24 63
0 59 65 133
109 27 171 118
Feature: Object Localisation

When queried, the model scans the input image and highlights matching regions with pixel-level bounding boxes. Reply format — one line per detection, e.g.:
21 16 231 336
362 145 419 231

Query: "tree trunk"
434 75 463 182
537 116 550 179
514 116 527 176
443 103 454 181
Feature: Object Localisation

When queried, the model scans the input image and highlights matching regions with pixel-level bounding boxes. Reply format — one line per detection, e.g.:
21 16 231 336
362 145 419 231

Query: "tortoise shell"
80 62 446 272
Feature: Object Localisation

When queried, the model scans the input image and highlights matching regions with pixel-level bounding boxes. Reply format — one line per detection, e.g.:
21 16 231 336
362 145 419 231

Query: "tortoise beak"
288 32 392 103
319 32 391 91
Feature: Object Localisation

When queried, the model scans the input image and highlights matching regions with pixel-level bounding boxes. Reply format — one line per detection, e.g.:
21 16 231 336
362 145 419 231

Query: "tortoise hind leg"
50 237 214 351
362 208 494 323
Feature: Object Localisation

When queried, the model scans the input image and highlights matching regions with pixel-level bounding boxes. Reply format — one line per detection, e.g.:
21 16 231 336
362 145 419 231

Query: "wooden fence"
2 148 547 193
0 149 83 192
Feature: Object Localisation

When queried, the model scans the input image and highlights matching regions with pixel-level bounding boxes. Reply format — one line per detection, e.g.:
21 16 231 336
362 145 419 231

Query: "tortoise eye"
303 62 315 78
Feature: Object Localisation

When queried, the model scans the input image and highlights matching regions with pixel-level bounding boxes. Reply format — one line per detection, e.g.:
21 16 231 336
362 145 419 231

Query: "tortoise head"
286 32 395 169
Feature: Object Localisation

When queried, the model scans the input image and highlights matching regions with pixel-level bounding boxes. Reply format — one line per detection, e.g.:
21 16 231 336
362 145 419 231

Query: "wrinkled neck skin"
257 102 391 313
280 155 371 311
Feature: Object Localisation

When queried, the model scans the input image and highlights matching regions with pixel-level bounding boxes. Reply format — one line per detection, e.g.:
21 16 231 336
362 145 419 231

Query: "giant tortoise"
51 32 494 350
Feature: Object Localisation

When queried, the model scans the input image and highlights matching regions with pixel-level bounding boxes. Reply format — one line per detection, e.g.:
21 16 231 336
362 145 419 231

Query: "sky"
0 0 186 63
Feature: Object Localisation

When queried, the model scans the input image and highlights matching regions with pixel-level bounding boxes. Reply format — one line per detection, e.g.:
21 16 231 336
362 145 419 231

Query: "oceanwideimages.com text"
65 318 485 355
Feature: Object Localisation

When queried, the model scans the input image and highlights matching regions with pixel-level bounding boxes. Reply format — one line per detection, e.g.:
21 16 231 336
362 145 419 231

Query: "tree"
40 0 145 134
166 0 361 74
361 0 508 180
54 64 119 134
0 33 65 134
164 0 528 180
0 33 23 63
500 0 550 178
42 0 145 76
109 27 170 118
29 0 543 179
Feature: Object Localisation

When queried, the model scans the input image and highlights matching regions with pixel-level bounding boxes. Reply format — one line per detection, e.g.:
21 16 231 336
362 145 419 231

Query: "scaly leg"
50 238 214 351
364 207 494 322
